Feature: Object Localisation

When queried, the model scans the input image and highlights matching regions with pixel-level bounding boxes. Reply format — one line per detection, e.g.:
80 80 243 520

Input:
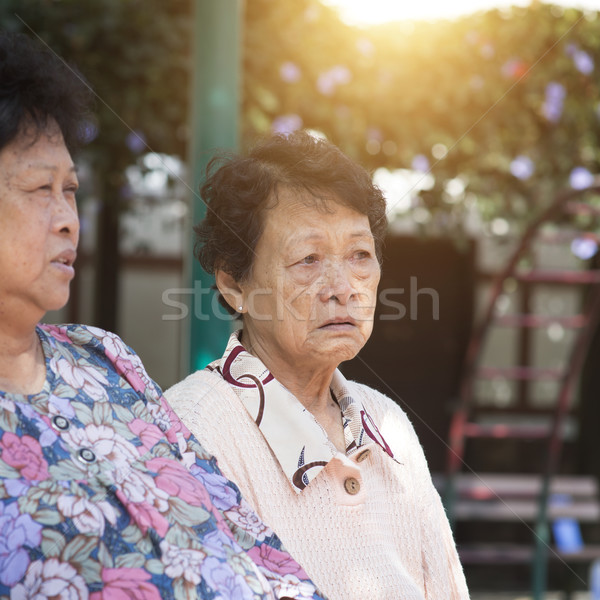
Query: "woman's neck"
270 366 347 452
240 329 347 452
241 330 335 411
0 323 46 395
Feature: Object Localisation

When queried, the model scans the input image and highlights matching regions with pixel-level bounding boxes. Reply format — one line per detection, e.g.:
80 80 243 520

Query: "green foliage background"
243 1 600 234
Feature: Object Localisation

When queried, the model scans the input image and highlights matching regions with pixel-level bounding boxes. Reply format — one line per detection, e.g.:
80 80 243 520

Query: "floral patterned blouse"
0 324 324 600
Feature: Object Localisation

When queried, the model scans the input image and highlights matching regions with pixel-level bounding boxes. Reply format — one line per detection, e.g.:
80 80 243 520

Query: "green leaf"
228 523 255 551
0 409 19 433
49 460 88 482
114 552 145 569
145 558 164 575
121 523 144 544
92 399 114 425
73 403 94 425
173 578 195 600
0 462 18 478
78 558 103 584
33 508 61 525
165 499 210 529
97 541 115 568
62 534 98 563
112 403 136 424
41 528 66 558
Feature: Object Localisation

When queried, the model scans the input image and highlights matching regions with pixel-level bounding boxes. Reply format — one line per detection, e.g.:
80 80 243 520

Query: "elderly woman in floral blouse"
0 32 323 600
167 132 469 600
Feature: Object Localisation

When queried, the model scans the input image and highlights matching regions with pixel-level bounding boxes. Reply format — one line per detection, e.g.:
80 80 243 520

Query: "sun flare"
320 0 599 25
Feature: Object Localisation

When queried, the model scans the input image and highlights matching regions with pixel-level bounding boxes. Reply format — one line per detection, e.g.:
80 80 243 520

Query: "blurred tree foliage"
243 1 600 236
2 0 600 326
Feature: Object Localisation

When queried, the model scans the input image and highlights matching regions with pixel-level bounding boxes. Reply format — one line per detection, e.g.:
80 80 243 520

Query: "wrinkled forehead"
258 186 373 247
265 184 364 219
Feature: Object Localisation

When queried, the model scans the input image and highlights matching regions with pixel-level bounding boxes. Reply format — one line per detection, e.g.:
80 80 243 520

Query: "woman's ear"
215 269 244 313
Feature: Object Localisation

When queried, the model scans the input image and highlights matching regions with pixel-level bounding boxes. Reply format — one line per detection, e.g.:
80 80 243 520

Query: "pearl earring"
238 306 243 312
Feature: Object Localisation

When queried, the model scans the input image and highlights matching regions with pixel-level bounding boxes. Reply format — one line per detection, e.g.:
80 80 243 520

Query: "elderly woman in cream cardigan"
167 132 469 600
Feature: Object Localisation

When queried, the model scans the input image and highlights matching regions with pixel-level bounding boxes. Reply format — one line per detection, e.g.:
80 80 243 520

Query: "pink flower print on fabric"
274 574 320 599
11 559 88 600
225 504 270 542
16 405 57 449
118 467 170 508
160 397 191 441
0 503 42 586
114 485 169 537
90 567 162 600
128 419 164 455
145 398 190 446
62 424 139 475
51 354 109 400
200 556 257 600
41 324 72 345
57 495 118 535
0 432 49 481
248 544 310 579
93 327 154 394
111 355 148 395
159 540 207 586
145 456 213 508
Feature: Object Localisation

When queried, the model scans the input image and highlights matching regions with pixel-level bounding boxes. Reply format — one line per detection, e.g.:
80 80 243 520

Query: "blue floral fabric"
0 324 324 600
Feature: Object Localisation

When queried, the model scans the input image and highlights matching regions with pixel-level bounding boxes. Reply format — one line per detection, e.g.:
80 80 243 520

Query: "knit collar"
207 330 395 493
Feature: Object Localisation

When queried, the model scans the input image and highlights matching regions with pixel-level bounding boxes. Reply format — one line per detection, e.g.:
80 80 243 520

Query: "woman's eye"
300 255 317 265
354 250 372 260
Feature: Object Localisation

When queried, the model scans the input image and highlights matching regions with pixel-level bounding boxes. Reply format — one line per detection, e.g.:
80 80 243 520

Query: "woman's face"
238 189 381 372
0 125 79 322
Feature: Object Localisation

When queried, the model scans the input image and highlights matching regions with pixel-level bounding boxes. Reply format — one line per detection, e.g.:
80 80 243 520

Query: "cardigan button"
344 477 360 495
52 415 70 431
78 448 97 464
355 449 371 463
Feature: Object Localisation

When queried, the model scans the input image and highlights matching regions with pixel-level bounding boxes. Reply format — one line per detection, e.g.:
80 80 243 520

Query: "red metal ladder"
442 185 600 598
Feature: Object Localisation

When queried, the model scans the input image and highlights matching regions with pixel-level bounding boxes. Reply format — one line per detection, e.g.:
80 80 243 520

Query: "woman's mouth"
319 318 357 329
51 249 77 276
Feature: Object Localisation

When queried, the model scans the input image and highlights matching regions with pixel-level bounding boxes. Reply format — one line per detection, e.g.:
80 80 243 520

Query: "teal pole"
188 0 241 371
531 472 552 598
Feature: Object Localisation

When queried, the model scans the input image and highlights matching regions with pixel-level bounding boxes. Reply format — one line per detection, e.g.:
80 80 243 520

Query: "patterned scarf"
207 331 396 493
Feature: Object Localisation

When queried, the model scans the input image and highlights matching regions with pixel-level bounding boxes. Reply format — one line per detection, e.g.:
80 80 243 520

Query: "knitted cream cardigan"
166 370 469 600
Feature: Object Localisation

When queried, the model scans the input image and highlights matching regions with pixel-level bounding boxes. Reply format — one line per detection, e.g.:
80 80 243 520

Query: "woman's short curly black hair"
0 32 93 153
195 131 388 315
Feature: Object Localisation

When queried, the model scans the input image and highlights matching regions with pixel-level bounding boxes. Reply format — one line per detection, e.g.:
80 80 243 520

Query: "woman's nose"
319 263 357 304
53 193 80 243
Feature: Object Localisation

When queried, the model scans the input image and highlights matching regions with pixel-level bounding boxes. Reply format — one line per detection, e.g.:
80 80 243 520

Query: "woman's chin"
41 294 70 315
310 334 367 366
